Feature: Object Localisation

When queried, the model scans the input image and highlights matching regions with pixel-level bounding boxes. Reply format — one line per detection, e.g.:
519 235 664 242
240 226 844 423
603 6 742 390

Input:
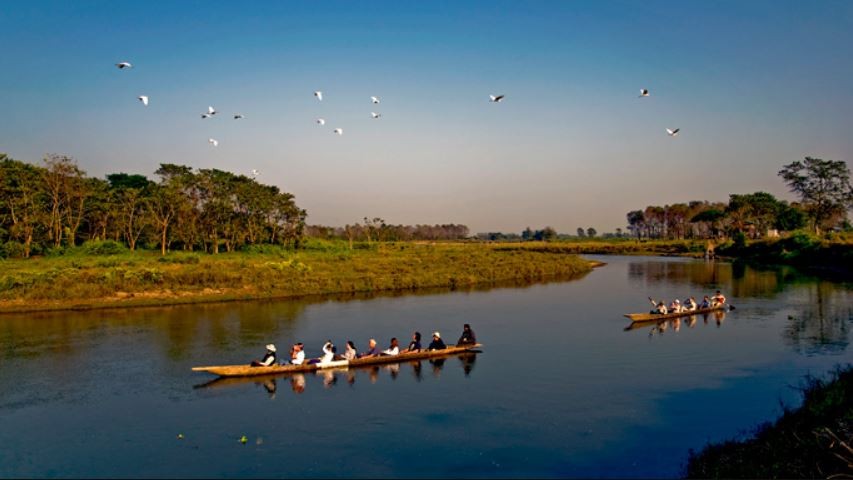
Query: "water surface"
1 256 850 477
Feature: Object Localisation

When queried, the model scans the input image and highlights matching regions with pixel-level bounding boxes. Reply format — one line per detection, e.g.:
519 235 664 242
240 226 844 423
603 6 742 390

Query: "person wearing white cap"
427 332 446 350
669 299 682 313
251 344 277 367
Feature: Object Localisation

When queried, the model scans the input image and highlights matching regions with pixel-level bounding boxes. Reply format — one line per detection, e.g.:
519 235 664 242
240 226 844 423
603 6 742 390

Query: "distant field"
0 241 596 313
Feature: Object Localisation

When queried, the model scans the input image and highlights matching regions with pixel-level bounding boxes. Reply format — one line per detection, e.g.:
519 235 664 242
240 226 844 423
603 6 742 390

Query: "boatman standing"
251 344 277 367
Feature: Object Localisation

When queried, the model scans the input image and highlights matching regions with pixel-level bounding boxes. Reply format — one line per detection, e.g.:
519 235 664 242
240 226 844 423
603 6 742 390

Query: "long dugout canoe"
624 305 729 322
192 344 482 378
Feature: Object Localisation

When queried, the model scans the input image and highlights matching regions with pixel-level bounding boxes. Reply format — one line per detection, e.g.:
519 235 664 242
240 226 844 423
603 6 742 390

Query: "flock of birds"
116 60 681 177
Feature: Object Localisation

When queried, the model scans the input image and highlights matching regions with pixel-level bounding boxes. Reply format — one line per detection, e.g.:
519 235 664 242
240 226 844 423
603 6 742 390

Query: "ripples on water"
0 256 850 477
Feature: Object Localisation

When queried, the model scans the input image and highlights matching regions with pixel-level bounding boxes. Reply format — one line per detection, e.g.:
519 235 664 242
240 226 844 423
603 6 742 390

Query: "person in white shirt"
290 343 305 365
382 338 400 356
711 290 727 307
649 298 668 314
309 341 335 364
684 297 698 312
343 340 358 361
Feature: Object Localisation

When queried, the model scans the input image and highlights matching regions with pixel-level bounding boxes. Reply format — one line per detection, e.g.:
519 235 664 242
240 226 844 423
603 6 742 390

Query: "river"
1 255 850 477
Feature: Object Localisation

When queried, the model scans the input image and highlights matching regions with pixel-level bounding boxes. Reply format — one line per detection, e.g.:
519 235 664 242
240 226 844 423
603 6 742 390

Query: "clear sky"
1 0 852 233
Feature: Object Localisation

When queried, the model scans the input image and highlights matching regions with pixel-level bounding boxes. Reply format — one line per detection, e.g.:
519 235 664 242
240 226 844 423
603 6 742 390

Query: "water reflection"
193 355 478 396
625 311 729 337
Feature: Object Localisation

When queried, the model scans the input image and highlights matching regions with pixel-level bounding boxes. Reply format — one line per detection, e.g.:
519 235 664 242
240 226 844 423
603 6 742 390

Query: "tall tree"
778 157 853 234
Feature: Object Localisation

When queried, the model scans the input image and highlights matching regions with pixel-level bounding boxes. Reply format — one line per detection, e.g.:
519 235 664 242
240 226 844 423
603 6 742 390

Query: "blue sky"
1 0 851 232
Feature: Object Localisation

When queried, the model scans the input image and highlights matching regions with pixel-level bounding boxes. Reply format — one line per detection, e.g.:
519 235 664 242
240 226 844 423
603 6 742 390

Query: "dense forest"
0 153 306 257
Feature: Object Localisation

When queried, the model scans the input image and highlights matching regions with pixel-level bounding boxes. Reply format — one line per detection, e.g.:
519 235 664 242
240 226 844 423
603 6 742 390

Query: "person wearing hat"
669 299 682 314
251 344 277 367
427 332 446 350
456 324 477 346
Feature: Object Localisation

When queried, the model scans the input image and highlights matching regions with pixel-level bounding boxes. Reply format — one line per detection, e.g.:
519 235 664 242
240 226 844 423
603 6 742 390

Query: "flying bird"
116 62 132 69
138 95 149 106
316 118 325 125
251 169 259 177
371 96 380 104
666 128 680 137
639 88 649 97
314 91 323 101
201 113 211 119
234 114 244 120
371 112 381 119
208 138 219 147
207 106 217 115
489 94 505 103
333 128 343 135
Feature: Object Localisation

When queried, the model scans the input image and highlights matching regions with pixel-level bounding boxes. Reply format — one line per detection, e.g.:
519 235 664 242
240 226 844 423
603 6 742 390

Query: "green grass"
685 365 853 479
0 242 596 312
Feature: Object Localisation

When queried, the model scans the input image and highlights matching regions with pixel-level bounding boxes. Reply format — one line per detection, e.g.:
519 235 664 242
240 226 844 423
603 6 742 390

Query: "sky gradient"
2 0 852 233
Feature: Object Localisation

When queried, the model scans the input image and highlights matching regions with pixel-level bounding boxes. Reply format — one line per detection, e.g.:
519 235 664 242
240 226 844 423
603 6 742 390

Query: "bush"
157 253 201 264
242 244 290 256
83 240 128 256
1 241 26 259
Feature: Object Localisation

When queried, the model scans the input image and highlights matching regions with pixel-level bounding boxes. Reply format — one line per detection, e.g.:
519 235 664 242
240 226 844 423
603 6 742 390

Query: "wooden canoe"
192 344 482 378
624 305 730 322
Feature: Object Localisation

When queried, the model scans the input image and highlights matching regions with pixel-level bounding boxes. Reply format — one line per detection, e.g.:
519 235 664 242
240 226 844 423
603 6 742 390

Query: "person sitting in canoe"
358 339 380 358
669 299 683 313
290 343 306 365
406 332 422 352
343 340 358 360
251 344 277 367
456 324 477 346
381 338 400 356
308 341 336 364
683 297 698 312
648 298 668 314
711 290 727 307
427 331 446 350
699 295 711 309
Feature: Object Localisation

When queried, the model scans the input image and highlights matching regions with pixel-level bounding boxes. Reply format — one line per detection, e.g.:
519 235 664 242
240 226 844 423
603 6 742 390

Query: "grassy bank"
717 232 853 275
491 239 708 256
0 241 597 313
685 365 853 479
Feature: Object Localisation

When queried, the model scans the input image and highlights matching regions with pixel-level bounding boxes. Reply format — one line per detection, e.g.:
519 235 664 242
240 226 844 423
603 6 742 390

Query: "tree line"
626 158 852 240
0 154 306 257
306 218 470 247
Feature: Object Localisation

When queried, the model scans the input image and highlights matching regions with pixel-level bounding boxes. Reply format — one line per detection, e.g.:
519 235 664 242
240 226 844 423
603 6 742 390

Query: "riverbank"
0 242 598 314
685 365 853 479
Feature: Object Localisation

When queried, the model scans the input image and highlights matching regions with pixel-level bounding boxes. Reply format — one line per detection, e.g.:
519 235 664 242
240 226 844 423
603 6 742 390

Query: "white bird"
201 113 211 119
371 112 381 119
208 138 219 147
234 114 244 120
666 128 680 137
207 106 217 115
251 169 259 177
371 96 380 104
639 88 649 97
138 95 149 106
489 94 505 103
333 128 343 135
116 62 132 69
316 118 325 125
314 91 323 101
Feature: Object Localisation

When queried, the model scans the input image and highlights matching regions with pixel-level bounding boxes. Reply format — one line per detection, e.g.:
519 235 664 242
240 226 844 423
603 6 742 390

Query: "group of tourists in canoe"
648 290 727 315
250 324 477 368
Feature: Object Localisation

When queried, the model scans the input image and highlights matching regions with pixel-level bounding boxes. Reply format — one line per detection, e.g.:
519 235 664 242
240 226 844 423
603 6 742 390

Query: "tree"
778 157 853 234
521 227 534 241
586 227 597 238
626 210 645 239
576 227 585 238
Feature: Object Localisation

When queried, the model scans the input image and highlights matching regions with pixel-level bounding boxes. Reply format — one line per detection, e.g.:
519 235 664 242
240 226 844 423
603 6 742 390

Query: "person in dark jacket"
427 332 446 350
456 324 477 346
251 344 277 367
406 331 422 352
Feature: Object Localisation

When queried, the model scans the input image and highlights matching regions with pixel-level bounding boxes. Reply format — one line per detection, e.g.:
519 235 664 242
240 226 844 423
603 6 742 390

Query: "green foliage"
83 240 128 256
156 253 201 264
732 231 747 250
685 365 853 479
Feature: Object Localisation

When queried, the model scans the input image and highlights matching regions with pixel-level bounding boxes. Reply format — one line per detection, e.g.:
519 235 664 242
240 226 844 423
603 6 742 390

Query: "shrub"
157 253 201 264
83 240 128 256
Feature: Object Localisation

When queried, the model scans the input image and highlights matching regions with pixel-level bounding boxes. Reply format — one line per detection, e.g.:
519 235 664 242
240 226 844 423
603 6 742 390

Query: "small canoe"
192 344 482 378
624 305 730 322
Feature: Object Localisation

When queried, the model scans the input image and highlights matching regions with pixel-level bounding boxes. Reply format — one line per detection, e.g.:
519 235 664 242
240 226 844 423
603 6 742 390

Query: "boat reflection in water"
624 310 728 337
193 353 478 396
